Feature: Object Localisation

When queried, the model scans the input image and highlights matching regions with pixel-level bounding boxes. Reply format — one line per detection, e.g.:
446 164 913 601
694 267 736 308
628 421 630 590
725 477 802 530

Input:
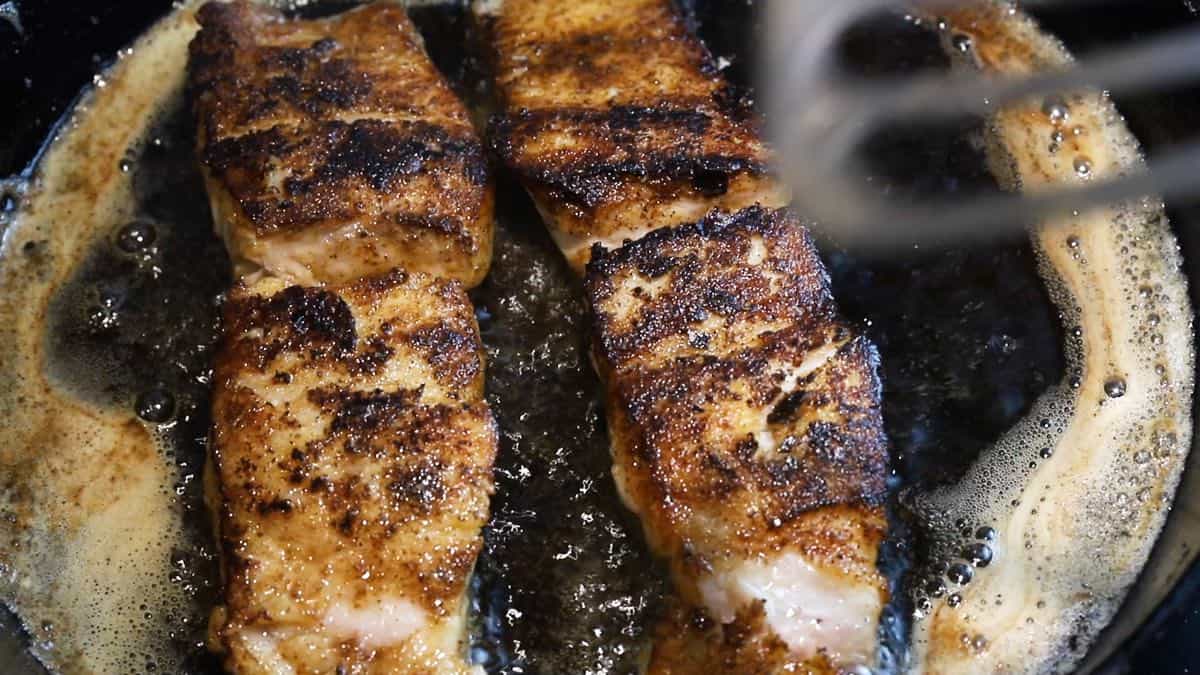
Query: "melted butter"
0 6 211 674
910 5 1195 674
1 2 1193 674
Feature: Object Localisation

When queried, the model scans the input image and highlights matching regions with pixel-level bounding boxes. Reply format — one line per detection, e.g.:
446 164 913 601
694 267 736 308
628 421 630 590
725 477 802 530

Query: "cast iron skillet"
2 1 1199 673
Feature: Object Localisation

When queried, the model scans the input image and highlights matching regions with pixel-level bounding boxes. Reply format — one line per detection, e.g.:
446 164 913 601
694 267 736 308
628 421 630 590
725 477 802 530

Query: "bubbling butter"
910 4 1195 674
0 7 209 674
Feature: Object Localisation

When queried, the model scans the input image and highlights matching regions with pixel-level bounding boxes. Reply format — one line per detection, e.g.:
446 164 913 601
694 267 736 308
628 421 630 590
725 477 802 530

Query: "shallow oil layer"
2 2 1189 675
0 7 220 673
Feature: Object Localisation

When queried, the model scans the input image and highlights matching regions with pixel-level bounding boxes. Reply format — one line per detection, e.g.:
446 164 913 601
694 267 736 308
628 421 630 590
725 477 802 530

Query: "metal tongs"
764 0 1200 250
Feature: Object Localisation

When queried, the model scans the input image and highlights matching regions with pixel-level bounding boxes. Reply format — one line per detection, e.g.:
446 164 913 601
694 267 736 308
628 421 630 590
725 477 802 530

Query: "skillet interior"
1 1 1199 673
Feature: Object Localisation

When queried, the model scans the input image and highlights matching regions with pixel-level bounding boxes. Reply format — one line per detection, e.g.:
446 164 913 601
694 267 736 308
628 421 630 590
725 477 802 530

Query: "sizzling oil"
0 2 1192 675
0 8 221 674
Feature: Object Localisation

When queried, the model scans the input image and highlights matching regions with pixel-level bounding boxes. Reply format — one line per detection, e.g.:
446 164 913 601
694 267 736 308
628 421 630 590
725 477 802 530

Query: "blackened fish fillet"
208 271 495 675
191 1 494 287
192 4 498 673
587 208 888 672
477 0 787 273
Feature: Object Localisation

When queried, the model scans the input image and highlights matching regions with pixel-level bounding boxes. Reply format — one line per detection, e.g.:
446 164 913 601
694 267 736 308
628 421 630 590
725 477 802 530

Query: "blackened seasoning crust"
209 272 496 674
194 5 499 671
584 208 889 672
488 105 770 210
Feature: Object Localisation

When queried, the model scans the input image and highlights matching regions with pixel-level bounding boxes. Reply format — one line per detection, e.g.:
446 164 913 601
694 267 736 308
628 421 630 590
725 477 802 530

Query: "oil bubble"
1103 378 1126 398
116 221 157 253
948 562 974 585
135 388 175 424
1042 95 1070 124
965 543 994 567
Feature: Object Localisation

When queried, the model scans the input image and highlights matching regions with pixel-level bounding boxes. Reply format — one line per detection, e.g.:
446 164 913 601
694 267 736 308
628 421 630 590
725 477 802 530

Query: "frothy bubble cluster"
0 9 223 674
910 6 1195 674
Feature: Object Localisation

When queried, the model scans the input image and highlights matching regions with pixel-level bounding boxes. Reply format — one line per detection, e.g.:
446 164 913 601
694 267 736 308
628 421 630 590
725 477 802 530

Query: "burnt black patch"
311 387 424 435
233 285 357 368
348 337 395 376
317 121 465 190
767 390 809 426
488 106 768 209
257 498 294 515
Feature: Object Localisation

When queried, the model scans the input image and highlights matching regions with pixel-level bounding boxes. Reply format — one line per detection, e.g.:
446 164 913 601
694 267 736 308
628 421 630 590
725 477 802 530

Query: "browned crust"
190 1 493 286
608 337 889 521
480 0 773 221
488 103 769 211
586 207 842 369
209 270 496 672
481 0 890 664
585 207 889 603
200 118 488 238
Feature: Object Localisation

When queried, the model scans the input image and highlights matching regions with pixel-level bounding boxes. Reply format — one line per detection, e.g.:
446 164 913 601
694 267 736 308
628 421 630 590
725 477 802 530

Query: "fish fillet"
190 1 494 287
587 208 889 673
209 271 495 675
477 0 787 273
479 0 890 668
192 3 497 673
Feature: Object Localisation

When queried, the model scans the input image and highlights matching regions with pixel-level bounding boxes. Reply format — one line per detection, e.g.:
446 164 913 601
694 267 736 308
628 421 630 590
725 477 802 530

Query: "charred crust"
310 387 425 435
224 285 358 369
482 0 768 213
587 206 888 554
586 207 839 369
257 498 294 515
189 1 493 283
202 119 487 235
219 272 484 390
349 266 410 295
348 337 395 376
191 3 441 126
407 322 484 389
614 336 888 521
587 206 795 276
488 106 768 209
191 4 374 123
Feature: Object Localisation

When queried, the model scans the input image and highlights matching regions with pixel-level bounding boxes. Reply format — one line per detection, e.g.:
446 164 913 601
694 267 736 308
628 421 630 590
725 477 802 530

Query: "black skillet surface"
3 0 1200 673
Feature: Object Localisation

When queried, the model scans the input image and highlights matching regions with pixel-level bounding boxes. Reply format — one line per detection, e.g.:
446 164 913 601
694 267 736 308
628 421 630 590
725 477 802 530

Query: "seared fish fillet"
586 208 889 672
209 270 496 675
476 0 788 273
193 4 498 673
191 1 494 287
479 0 888 668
